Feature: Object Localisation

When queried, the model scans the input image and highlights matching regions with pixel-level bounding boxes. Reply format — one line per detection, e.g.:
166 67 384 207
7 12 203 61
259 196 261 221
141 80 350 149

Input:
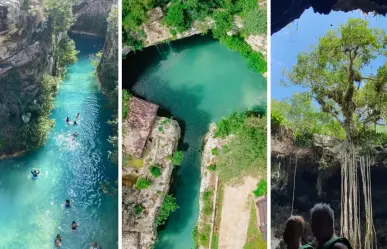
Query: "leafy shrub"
207 164 216 171
214 112 247 138
271 108 285 127
156 194 179 226
149 166 161 178
171 151 184 166
199 224 211 247
211 147 219 155
242 8 267 35
253 179 267 197
136 177 151 190
122 89 131 119
164 0 189 33
135 204 143 214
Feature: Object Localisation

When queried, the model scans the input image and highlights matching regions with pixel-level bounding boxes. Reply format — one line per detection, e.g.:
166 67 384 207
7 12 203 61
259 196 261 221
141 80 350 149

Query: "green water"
124 35 266 249
0 35 118 249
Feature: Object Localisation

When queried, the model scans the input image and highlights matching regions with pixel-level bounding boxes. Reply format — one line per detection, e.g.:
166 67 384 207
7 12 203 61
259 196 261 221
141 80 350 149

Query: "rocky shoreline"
122 117 180 249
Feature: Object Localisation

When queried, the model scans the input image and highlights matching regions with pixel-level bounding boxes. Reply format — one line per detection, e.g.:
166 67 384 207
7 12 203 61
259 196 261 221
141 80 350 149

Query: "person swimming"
31 169 40 177
71 221 78 230
73 120 78 125
76 112 80 119
55 234 62 247
65 117 70 123
64 199 71 208
90 242 99 249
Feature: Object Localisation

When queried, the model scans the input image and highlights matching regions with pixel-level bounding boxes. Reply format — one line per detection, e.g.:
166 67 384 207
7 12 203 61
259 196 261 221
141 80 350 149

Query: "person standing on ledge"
311 203 352 249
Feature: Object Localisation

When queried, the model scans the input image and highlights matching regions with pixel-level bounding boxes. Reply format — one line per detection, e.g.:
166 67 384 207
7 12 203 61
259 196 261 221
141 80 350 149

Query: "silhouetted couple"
284 203 352 249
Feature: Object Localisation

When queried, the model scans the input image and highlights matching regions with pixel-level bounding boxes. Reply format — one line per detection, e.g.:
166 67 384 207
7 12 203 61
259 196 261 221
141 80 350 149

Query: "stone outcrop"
122 117 180 249
97 4 118 103
0 0 53 155
272 0 387 34
271 127 387 248
71 0 116 36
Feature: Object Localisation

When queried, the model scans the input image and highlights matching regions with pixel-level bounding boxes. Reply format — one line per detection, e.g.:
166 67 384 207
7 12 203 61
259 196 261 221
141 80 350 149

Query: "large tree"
284 18 387 249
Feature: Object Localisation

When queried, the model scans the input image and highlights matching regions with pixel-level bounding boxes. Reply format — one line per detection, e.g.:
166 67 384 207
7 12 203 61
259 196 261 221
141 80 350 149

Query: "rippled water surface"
124 35 267 249
0 35 118 249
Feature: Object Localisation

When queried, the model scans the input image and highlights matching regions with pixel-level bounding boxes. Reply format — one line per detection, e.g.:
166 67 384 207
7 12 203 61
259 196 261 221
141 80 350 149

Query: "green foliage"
135 204 143 214
57 38 78 68
220 36 266 73
44 0 75 33
199 224 211 247
122 89 132 119
122 0 152 33
241 8 266 35
171 151 184 166
272 93 346 145
164 0 189 33
284 18 387 142
253 179 267 197
211 147 219 155
207 164 217 171
92 51 103 69
212 10 234 39
149 165 161 178
136 177 151 190
156 194 179 226
216 113 267 183
192 225 199 249
243 201 267 249
214 112 247 138
202 189 214 216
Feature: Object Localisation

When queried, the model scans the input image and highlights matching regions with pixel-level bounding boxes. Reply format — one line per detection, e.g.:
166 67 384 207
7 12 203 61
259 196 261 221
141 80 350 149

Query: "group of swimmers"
53 200 102 248
283 203 352 249
66 113 80 139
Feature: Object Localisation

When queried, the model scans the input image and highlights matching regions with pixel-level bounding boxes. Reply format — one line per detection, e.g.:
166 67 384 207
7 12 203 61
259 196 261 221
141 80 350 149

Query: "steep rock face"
122 117 180 249
97 4 117 102
71 0 115 36
271 127 387 248
272 0 387 34
0 0 52 155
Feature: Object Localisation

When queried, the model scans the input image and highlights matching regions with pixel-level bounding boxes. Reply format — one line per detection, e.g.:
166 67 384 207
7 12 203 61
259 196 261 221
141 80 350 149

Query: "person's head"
56 234 61 239
92 242 98 247
72 221 76 225
310 203 335 241
65 199 70 204
283 215 305 247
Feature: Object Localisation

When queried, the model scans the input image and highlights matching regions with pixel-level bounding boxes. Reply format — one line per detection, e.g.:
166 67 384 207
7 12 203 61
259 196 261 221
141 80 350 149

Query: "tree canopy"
283 18 387 142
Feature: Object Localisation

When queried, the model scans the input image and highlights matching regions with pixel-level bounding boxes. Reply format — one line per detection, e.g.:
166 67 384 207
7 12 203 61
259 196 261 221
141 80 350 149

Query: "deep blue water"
0 35 118 249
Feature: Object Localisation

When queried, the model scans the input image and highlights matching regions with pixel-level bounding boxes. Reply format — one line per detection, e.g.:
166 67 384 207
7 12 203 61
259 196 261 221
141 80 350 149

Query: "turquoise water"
124 35 267 249
0 35 118 249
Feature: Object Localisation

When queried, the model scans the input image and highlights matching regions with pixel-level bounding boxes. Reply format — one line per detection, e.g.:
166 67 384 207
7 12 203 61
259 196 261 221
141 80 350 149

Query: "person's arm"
332 242 349 249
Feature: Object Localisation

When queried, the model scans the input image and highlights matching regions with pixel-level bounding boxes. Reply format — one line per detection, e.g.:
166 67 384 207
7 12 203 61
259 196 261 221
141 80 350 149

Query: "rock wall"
97 4 117 103
272 0 387 34
122 117 180 249
271 127 387 248
71 0 116 36
0 0 53 155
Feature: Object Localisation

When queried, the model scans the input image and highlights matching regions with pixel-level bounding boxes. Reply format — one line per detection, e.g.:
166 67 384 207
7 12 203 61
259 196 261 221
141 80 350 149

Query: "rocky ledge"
122 117 180 249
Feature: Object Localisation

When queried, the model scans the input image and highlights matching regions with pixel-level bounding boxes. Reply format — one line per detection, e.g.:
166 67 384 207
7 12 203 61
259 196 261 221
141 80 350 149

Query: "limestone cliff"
0 0 53 155
97 4 117 105
122 117 180 249
71 0 116 36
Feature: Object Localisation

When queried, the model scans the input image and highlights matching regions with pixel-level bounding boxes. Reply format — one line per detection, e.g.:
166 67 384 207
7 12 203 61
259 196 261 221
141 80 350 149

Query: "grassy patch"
243 201 267 249
211 147 219 155
171 151 184 166
211 184 224 249
203 189 214 216
123 154 144 168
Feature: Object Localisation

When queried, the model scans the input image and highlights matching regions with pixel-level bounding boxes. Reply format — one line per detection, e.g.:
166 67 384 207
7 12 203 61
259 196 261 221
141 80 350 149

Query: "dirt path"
218 177 258 249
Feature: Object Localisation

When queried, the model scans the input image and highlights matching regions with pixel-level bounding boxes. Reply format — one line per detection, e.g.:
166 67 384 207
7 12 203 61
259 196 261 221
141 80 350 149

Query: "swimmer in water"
55 234 62 247
31 169 40 177
72 132 79 140
73 120 78 125
64 199 71 208
65 117 70 123
76 112 80 119
90 242 98 249
71 221 78 230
